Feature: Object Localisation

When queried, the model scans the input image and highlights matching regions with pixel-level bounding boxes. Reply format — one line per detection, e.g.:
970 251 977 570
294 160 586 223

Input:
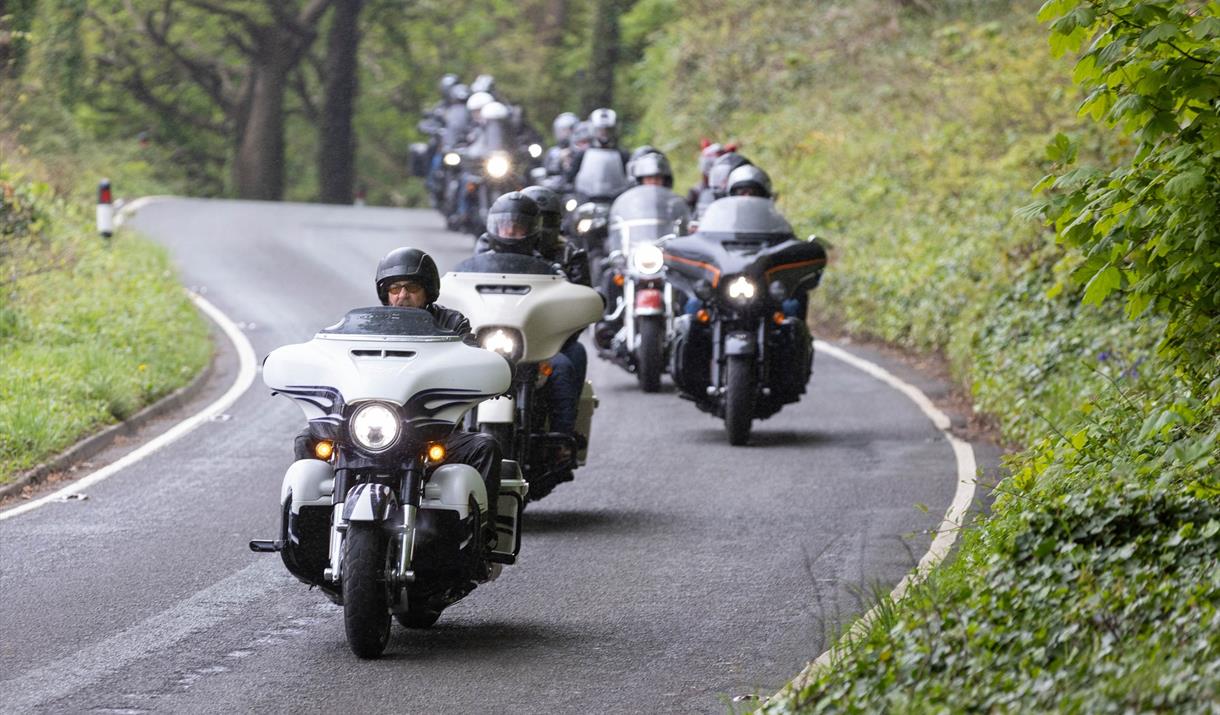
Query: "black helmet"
485 191 541 254
375 247 440 305
629 152 674 188
708 152 752 198
727 165 773 198
521 185 561 231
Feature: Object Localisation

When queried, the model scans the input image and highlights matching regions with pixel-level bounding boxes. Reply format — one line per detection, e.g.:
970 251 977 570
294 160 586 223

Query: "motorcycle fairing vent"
475 285 531 295
349 349 417 359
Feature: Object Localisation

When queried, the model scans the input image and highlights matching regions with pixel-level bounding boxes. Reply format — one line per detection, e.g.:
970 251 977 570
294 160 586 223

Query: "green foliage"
1027 0 1220 380
0 160 211 483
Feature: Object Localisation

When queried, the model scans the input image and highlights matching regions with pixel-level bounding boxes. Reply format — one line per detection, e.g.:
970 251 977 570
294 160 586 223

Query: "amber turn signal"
313 440 335 460
773 311 786 325
539 361 554 377
427 442 446 462
696 309 710 324
613 273 625 287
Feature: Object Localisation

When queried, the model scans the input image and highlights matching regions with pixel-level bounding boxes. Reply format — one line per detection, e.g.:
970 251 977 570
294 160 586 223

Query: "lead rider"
295 247 504 544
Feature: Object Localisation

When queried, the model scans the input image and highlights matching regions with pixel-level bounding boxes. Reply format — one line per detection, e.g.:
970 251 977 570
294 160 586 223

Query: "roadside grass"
629 0 1220 708
0 127 210 484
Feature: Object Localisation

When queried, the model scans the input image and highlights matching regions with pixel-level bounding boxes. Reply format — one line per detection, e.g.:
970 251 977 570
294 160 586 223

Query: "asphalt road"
0 199 974 714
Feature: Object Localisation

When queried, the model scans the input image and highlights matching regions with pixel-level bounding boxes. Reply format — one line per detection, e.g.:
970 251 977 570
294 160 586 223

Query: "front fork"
325 463 423 588
708 315 767 396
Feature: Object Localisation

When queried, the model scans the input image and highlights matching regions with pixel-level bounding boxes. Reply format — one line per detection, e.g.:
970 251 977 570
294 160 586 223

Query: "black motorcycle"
663 197 827 445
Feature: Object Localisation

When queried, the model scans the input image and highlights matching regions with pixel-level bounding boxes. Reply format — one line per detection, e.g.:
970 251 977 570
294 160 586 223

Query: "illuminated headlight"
727 276 757 302
350 402 400 452
443 152 461 166
565 198 578 212
631 244 664 275
577 218 593 234
528 143 543 158
486 152 511 179
480 327 523 361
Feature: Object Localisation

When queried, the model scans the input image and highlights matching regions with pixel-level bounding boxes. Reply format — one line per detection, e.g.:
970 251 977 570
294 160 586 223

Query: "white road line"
781 340 979 687
0 292 257 522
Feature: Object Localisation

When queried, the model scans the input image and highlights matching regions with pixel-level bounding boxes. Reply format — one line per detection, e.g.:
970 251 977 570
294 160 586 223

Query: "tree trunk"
583 0 621 114
317 0 364 204
234 58 290 201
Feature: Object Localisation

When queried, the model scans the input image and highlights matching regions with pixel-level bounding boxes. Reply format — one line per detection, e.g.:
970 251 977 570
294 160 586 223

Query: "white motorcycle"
440 253 603 501
250 306 528 659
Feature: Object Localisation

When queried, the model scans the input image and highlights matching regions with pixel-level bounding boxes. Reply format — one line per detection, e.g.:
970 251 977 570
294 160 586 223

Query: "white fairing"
422 463 488 518
263 333 511 423
439 273 603 362
281 459 334 513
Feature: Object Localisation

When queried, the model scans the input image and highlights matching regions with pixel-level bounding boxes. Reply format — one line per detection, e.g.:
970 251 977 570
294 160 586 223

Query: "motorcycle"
446 104 527 236
439 253 603 501
662 196 828 445
597 184 691 392
564 147 631 280
250 306 527 658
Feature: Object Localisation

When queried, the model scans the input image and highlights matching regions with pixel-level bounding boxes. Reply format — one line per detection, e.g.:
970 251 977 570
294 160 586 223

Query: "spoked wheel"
395 606 442 630
636 317 665 393
724 355 756 446
342 524 392 659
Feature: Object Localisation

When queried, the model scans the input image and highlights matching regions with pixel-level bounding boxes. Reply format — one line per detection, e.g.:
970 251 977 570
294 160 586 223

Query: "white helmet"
482 101 509 121
466 91 494 115
589 108 618 148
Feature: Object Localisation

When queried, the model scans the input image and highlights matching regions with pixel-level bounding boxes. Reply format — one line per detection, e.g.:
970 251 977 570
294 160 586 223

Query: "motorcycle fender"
421 463 487 519
724 331 757 357
342 483 398 523
634 288 664 317
477 394 515 424
280 459 335 515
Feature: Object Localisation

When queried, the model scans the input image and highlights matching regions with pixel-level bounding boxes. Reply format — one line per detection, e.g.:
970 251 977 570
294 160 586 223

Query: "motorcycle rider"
706 151 753 201
294 247 504 543
565 108 629 181
456 193 587 456
726 164 773 198
544 112 580 177
628 151 674 189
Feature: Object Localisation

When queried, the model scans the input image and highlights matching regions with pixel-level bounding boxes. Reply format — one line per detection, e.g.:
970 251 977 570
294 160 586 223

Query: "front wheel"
342 524 392 658
636 317 664 393
724 355 756 446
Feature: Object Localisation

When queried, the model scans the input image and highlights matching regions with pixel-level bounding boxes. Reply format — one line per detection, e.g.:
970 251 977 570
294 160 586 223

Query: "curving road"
0 199 972 713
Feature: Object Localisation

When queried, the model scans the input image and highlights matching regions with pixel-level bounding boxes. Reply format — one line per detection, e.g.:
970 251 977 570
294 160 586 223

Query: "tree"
316 0 364 204
583 0 623 113
93 0 334 200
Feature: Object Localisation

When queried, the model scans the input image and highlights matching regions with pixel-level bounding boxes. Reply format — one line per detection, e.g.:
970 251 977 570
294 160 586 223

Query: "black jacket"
427 303 478 346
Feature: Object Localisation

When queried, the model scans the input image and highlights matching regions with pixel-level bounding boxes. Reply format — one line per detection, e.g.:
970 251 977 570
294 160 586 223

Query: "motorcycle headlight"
726 275 757 303
565 198 578 212
443 152 461 167
486 153 511 179
631 244 664 275
528 143 543 158
577 218 593 234
479 327 523 361
350 402 400 452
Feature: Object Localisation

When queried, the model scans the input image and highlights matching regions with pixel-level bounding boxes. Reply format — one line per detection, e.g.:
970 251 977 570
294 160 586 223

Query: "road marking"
778 340 979 690
0 292 257 521
0 560 282 711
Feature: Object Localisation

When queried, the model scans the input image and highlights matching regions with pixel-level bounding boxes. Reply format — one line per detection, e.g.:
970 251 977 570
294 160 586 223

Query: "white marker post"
97 179 114 239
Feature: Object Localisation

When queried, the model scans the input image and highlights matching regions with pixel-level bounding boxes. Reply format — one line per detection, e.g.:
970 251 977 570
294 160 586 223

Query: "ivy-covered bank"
0 130 211 484
627 0 1219 709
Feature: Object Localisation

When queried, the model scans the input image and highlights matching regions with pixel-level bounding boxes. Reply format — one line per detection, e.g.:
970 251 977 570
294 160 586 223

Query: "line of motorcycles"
254 124 827 659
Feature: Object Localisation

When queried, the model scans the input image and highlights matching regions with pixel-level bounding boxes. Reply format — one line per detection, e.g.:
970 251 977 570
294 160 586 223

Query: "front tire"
342 524 392 659
636 316 664 393
724 355 756 446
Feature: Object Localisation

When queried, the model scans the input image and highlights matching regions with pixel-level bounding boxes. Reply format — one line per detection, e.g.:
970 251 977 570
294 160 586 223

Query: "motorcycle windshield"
480 120 508 152
451 252 559 276
697 196 794 241
573 148 629 200
319 307 459 338
609 185 691 250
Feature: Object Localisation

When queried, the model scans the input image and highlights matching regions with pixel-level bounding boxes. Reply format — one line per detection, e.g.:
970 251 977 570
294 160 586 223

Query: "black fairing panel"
282 505 334 594
663 233 826 300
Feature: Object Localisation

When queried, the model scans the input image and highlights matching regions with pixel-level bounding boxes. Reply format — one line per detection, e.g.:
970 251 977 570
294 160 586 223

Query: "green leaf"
1191 16 1220 39
1037 0 1079 23
1163 167 1206 199
1140 22 1181 48
1046 133 1078 164
1082 264 1122 305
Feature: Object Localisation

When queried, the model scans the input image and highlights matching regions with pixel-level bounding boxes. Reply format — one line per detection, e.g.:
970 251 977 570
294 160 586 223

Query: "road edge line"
771 340 979 699
0 292 257 522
